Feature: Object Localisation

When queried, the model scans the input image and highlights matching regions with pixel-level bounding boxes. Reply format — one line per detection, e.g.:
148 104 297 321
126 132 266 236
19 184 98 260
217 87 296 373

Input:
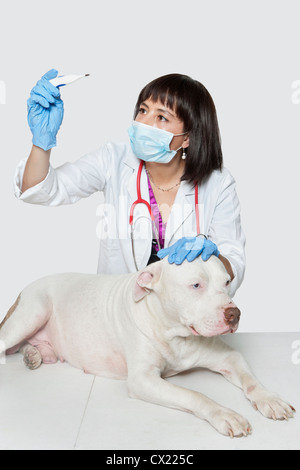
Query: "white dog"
0 256 295 437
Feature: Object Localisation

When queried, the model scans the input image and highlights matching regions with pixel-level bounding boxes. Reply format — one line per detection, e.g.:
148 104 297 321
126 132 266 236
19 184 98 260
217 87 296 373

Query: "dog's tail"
0 293 22 330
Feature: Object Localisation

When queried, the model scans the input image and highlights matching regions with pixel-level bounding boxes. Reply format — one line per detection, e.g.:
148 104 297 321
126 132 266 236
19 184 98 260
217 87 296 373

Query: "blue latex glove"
157 236 220 264
27 69 64 151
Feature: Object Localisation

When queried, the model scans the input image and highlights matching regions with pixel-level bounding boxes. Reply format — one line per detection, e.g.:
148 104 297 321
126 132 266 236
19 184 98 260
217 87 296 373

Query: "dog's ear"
133 261 163 302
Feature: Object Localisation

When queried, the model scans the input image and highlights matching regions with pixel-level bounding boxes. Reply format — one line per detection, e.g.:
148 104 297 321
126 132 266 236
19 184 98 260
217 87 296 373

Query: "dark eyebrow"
140 101 175 118
157 107 175 118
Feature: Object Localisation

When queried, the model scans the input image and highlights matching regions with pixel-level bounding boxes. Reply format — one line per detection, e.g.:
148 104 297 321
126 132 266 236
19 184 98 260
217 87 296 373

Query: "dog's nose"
224 306 241 326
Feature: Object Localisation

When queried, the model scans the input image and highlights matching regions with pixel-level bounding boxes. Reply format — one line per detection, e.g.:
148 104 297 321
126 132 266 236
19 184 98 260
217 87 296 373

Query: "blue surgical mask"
128 121 187 164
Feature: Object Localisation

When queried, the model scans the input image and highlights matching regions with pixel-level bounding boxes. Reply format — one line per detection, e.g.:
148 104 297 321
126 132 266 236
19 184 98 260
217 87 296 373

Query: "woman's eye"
158 114 168 122
138 107 147 114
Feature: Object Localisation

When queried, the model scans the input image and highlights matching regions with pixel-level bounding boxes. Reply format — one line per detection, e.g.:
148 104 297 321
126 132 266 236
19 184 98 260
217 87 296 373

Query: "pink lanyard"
146 172 166 250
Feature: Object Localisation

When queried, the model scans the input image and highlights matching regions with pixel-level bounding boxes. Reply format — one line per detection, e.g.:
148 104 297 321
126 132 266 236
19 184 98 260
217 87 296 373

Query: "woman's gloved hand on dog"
157 236 220 264
27 69 64 151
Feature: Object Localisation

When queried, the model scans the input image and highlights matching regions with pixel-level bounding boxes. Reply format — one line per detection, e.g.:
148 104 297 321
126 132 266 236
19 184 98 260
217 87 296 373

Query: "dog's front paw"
209 408 252 438
248 387 296 420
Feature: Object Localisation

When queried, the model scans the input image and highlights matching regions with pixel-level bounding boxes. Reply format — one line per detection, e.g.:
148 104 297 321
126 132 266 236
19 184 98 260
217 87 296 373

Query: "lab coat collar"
123 147 140 171
124 157 196 235
122 148 196 198
164 181 195 247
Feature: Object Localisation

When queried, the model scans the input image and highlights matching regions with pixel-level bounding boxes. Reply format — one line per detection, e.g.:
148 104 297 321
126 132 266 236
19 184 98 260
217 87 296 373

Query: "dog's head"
133 256 240 337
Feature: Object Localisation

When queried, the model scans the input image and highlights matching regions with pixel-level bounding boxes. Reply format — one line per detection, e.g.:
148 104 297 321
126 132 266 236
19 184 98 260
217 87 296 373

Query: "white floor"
0 333 299 450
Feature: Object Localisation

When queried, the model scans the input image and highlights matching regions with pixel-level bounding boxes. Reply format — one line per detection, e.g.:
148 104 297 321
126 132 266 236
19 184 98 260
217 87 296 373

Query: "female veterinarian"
14 70 245 296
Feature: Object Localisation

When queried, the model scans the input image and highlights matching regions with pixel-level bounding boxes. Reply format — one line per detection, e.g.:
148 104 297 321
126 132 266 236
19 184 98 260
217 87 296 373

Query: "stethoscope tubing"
129 160 200 271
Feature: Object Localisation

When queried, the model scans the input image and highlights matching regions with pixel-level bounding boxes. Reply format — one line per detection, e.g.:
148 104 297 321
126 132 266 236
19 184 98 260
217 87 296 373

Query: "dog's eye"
225 280 231 286
193 283 201 289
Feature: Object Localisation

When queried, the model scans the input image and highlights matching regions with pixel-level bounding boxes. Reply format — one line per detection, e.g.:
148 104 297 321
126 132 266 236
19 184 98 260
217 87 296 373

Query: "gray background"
0 0 299 333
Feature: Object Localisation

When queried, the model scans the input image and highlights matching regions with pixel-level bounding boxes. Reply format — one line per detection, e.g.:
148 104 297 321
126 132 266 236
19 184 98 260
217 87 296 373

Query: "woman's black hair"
133 74 223 186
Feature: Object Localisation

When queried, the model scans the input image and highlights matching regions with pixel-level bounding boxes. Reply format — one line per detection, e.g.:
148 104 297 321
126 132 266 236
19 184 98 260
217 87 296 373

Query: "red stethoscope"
129 161 200 269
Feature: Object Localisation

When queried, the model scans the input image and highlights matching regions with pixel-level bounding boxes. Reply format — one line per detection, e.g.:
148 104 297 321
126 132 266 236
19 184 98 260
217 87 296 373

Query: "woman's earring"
182 149 187 160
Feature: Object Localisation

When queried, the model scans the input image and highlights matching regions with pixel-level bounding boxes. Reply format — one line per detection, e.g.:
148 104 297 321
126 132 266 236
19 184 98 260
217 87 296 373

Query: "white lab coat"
14 142 246 296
